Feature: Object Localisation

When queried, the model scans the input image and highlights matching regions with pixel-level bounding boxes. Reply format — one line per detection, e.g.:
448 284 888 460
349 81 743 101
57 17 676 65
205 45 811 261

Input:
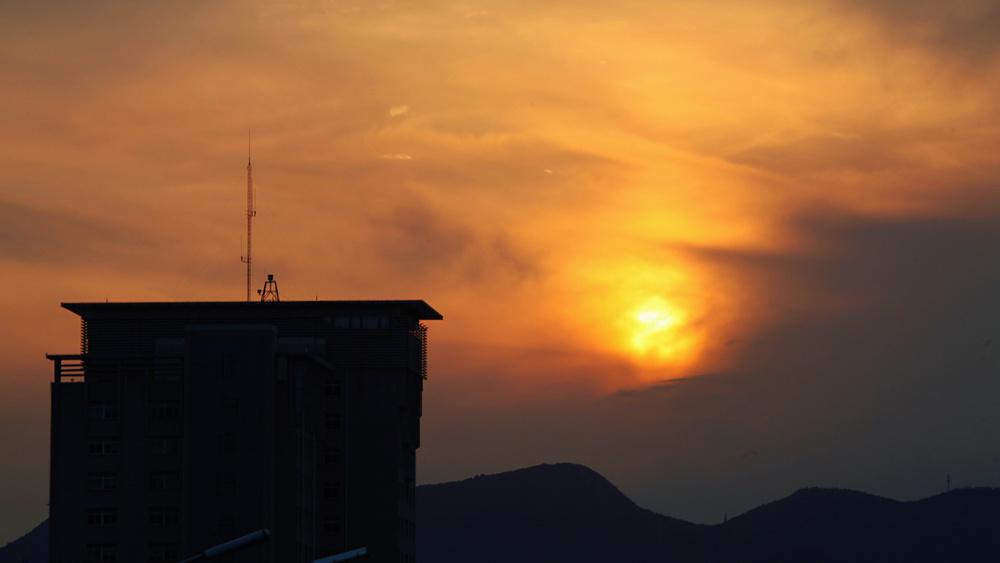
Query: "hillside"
417 463 710 562
0 520 46 563
418 464 1000 562
4 464 998 562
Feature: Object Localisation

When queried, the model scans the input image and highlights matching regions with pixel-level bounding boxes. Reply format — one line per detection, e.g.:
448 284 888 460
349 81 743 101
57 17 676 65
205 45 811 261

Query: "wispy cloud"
3 0 1000 543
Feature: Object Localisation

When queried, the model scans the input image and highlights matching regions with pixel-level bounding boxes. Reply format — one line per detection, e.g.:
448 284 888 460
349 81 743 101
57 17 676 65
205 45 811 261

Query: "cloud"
365 195 541 289
426 206 1000 522
686 209 1000 325
725 132 911 175
389 105 410 116
833 0 1000 61
666 208 1000 499
380 153 413 159
464 9 496 19
0 199 160 267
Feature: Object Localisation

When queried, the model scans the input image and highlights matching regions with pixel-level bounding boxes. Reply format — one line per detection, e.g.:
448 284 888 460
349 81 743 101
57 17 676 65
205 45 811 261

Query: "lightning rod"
241 132 256 302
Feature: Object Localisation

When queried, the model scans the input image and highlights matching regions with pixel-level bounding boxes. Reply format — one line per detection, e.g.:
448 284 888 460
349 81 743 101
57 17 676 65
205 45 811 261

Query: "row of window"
86 508 116 527
89 472 351 500
321 516 341 534
323 446 341 465
88 399 244 420
323 413 342 432
216 475 236 497
150 403 180 419
88 472 180 491
90 437 342 469
400 480 415 506
324 377 342 397
86 543 116 562
87 507 179 527
398 516 415 539
87 510 253 531
218 431 236 454
89 438 179 456
88 402 179 421
89 513 347 538
89 472 255 495
86 543 177 562
323 481 341 500
88 403 119 420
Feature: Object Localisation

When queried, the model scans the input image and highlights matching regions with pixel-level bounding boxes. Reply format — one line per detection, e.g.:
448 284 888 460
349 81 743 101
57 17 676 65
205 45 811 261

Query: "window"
218 432 236 455
148 542 179 562
322 516 340 534
401 479 415 505
396 518 414 539
149 472 180 490
149 437 179 455
324 414 341 432
150 401 179 419
86 543 116 562
149 507 179 526
88 438 118 456
323 446 341 465
153 357 182 381
218 396 238 417
88 472 117 491
216 475 236 497
222 355 234 380
88 402 119 420
323 481 340 500
325 377 341 397
87 508 117 527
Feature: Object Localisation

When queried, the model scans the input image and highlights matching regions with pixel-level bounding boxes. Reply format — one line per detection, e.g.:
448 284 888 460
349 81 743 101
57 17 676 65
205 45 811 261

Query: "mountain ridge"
0 520 46 563
417 463 1000 562
4 463 998 562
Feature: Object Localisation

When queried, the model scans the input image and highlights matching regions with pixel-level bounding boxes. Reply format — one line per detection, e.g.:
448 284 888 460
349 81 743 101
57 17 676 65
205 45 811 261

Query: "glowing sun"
630 296 690 362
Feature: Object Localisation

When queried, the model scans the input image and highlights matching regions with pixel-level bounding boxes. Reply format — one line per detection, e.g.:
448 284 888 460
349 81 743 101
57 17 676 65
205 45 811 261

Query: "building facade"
48 300 440 563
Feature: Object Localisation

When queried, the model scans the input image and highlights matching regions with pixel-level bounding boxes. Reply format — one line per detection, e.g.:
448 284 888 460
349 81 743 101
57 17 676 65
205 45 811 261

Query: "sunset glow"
3 0 1000 543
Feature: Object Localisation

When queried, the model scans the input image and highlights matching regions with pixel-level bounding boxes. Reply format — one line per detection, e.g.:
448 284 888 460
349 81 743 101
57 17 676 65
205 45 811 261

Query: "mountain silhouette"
4 463 998 562
417 463 709 562
0 520 46 563
417 463 1000 562
712 486 1000 561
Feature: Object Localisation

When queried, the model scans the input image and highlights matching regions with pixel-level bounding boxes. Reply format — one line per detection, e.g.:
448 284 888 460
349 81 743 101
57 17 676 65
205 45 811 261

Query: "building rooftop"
62 300 443 321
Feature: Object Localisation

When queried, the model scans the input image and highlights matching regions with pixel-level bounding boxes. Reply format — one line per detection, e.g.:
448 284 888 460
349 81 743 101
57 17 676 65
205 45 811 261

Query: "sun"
566 257 706 373
630 296 691 362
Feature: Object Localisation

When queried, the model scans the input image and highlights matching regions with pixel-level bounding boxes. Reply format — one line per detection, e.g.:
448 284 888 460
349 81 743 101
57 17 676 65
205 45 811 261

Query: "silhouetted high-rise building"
48 300 440 563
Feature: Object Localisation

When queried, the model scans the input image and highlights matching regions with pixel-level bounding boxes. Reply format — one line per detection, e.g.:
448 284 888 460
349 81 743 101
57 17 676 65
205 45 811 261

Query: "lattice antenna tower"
240 132 256 302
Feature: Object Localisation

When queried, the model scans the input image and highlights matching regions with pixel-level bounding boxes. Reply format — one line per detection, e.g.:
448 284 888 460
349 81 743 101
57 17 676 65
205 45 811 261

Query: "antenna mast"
240 132 256 302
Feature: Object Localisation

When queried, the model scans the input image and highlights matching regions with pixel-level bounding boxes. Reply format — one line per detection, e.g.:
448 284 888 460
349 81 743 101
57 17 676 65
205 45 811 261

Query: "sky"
3 0 1000 544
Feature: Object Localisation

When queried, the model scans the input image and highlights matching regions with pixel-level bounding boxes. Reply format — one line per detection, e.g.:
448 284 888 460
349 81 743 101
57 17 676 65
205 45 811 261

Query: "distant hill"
417 463 710 562
5 465 998 562
715 486 1000 561
417 463 1000 562
0 520 46 563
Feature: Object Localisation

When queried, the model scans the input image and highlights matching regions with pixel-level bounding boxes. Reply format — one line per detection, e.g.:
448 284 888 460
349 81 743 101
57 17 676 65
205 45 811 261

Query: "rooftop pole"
240 131 256 302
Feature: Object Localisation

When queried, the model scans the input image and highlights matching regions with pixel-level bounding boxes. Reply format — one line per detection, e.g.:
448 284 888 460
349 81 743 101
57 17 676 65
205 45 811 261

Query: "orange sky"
3 0 1000 544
